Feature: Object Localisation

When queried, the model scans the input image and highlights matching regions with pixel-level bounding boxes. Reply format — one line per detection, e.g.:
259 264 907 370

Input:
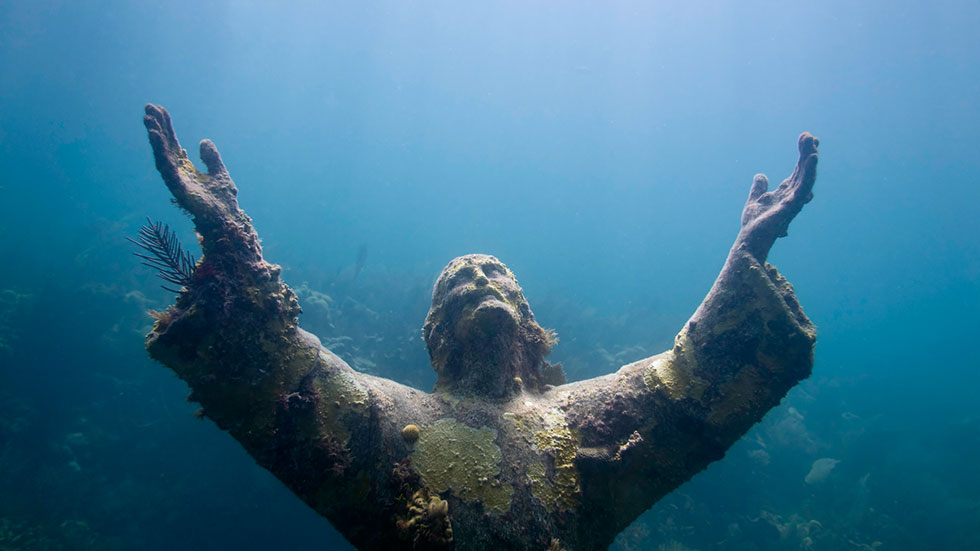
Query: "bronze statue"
139 104 819 551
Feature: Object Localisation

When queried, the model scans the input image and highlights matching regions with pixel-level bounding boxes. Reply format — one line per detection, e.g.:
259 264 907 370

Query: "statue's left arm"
553 134 819 547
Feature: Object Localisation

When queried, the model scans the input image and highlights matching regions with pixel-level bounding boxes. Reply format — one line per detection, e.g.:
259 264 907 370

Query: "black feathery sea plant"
128 217 197 293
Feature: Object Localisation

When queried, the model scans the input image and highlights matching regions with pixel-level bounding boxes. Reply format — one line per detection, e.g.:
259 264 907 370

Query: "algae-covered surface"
412 418 514 513
529 408 581 512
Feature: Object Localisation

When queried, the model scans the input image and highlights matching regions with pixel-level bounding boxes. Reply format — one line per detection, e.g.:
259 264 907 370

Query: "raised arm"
140 105 447 550
555 134 819 548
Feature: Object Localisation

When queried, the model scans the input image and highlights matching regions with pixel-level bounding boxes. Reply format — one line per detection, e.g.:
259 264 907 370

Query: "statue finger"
199 139 229 178
790 133 819 206
144 104 181 156
144 104 190 199
740 174 770 226
749 173 769 201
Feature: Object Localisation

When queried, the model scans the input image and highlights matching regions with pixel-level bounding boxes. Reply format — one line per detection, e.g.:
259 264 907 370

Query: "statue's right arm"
553 134 819 539
140 105 437 549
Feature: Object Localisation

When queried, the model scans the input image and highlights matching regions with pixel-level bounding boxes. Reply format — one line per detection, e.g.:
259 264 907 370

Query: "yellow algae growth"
412 418 513 514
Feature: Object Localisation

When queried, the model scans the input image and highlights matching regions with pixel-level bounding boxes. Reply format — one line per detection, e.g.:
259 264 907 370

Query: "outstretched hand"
143 104 238 228
737 132 819 262
143 104 266 267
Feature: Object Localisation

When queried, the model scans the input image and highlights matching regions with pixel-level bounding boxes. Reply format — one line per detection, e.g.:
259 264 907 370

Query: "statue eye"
450 266 475 284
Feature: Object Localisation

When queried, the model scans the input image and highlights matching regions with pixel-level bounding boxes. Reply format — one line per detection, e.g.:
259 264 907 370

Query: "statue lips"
473 293 517 323
455 288 519 338
472 296 517 328
471 284 517 313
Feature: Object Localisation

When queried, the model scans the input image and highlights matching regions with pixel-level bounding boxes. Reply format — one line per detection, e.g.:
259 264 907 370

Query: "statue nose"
474 274 489 287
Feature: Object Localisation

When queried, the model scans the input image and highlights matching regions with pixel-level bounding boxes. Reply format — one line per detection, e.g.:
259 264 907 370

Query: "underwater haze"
1 1 978 549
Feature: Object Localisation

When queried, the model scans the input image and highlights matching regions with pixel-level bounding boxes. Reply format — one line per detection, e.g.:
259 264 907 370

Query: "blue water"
1 1 978 549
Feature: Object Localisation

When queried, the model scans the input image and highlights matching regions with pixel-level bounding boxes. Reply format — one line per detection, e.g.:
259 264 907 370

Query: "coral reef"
396 488 454 550
0 517 101 551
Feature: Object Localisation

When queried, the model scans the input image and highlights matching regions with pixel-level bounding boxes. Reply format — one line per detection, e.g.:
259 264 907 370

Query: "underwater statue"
139 104 819 551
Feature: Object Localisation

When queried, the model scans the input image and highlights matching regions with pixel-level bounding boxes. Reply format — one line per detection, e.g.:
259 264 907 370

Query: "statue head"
422 254 558 398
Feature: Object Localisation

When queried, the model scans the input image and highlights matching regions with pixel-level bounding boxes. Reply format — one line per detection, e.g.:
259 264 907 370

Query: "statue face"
423 254 557 396
439 255 526 336
423 255 539 376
